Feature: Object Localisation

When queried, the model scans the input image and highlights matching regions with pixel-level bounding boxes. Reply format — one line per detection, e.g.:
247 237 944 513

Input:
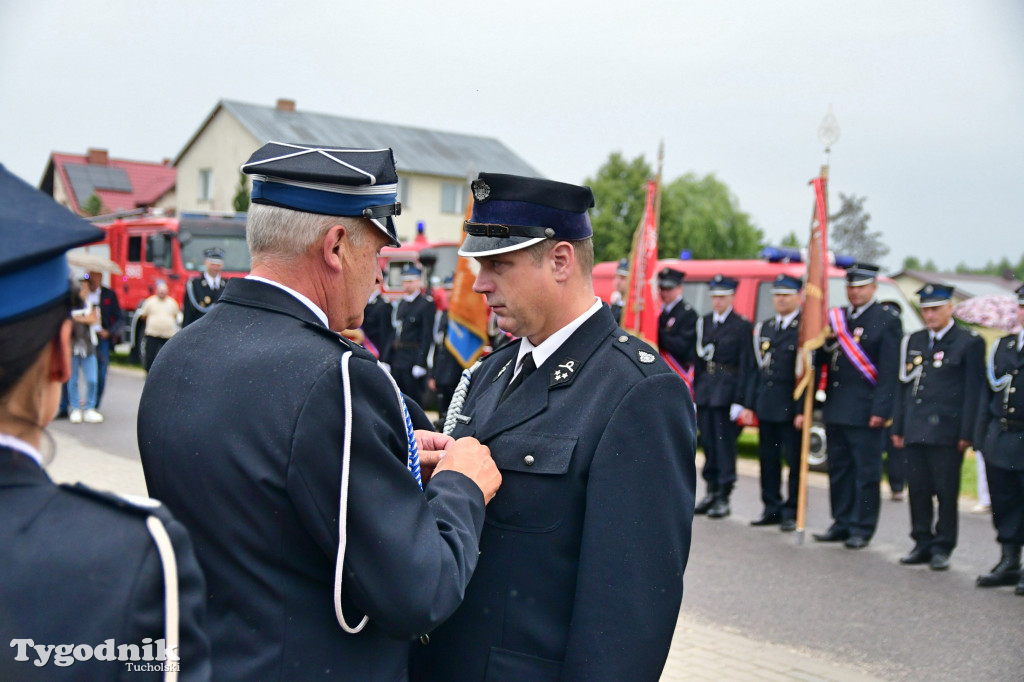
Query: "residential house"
174 99 541 243
891 268 1022 306
40 148 176 216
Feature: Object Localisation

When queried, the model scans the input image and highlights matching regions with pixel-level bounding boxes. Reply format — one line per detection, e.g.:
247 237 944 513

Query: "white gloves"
729 403 745 421
412 365 427 379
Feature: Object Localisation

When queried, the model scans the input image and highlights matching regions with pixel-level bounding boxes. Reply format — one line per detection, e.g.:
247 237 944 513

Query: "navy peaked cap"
241 142 401 247
459 173 595 257
1017 284 1024 306
204 247 225 261
846 262 880 286
657 268 685 288
616 258 630 276
0 164 103 324
401 263 422 280
916 283 954 307
772 274 803 293
709 274 738 294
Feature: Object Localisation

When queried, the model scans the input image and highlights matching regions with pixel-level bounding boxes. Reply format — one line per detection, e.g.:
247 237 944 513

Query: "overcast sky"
2 1 1021 271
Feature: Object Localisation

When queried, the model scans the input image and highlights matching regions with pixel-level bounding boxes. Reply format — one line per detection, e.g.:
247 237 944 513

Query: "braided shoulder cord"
443 361 482 435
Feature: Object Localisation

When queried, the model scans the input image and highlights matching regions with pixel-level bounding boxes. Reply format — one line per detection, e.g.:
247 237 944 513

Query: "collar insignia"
550 357 578 385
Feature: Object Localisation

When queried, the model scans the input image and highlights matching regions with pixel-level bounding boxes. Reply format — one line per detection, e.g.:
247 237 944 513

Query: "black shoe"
780 519 797 532
844 536 869 550
976 544 1023 587
55 410 69 420
813 528 850 542
707 497 731 519
694 493 717 515
1015 577 1024 596
899 547 931 565
750 512 782 526
929 553 951 571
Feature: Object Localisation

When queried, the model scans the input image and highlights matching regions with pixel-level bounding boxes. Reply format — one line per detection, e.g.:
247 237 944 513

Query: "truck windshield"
181 236 251 273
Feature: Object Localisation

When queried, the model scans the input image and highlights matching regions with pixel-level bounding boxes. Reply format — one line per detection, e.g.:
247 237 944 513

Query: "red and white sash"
828 307 877 386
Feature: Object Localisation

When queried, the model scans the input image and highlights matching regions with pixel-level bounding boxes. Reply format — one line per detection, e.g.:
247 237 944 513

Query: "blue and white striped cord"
377 362 422 488
443 361 481 436
335 351 369 634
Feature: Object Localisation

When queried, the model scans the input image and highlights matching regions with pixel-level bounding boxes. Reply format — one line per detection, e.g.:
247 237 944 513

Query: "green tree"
780 231 802 248
233 171 250 213
585 153 763 262
923 259 938 271
902 255 922 270
585 153 653 263
81 193 103 217
659 172 762 260
829 193 889 264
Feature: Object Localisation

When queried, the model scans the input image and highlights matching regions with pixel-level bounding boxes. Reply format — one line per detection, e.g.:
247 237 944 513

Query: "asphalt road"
58 366 1024 681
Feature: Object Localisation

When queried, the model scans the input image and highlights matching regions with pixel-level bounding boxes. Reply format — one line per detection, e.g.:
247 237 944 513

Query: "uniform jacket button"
523 455 535 466
420 634 430 645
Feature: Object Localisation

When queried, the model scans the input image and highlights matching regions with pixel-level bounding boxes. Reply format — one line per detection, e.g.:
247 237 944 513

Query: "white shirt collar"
204 272 222 289
713 307 733 325
662 294 683 314
514 298 603 378
0 433 43 468
403 291 420 303
931 319 955 341
777 309 800 330
850 299 876 318
246 275 328 327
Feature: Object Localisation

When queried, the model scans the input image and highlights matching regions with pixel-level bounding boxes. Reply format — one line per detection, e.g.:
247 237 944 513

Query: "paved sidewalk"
663 612 885 681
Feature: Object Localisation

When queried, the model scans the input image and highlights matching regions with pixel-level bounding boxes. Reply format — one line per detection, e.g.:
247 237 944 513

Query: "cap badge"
924 285 933 294
472 180 491 202
638 350 656 364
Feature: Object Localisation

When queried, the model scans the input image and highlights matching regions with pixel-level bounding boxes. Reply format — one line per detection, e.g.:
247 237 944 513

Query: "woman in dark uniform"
0 165 210 680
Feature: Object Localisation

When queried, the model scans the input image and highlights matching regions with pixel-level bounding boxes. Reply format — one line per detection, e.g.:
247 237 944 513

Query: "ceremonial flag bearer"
814 263 902 549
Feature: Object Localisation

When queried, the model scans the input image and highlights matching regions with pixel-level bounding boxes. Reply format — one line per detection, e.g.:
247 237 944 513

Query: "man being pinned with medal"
744 274 803 531
891 284 984 570
693 275 754 519
182 247 227 326
814 263 902 549
973 284 1024 595
412 173 696 681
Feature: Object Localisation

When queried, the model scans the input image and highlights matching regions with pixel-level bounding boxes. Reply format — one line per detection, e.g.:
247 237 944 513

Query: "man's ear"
550 241 575 283
50 319 72 383
321 223 348 273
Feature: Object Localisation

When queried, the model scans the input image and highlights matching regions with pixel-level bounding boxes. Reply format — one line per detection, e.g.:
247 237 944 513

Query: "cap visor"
370 216 400 248
458 235 545 257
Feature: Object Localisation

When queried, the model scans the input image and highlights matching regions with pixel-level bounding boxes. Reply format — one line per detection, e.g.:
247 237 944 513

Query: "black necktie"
499 353 536 404
929 333 936 351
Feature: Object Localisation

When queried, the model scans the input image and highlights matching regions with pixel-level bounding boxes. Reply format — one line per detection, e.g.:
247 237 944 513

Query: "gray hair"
246 203 365 259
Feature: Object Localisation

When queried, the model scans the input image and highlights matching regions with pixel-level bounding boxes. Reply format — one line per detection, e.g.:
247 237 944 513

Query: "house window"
198 169 213 202
440 181 467 214
398 176 410 209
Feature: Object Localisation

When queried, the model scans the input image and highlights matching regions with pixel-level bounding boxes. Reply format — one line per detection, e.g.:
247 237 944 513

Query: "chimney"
276 98 296 112
87 148 109 165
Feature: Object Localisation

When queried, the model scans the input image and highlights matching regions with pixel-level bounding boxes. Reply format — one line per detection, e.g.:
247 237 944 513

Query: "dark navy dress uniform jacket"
745 314 801 422
975 334 1024 470
138 279 485 681
694 311 754 408
412 306 697 682
0 449 211 681
819 302 902 425
893 324 984 446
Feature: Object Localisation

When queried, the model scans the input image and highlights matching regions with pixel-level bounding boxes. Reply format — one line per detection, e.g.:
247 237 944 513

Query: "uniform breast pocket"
485 432 577 533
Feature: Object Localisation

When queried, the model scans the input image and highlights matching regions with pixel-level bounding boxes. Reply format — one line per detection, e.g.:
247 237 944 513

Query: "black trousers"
824 425 884 539
904 444 963 554
884 435 906 493
698 406 737 493
986 463 1024 545
144 336 169 372
757 419 802 519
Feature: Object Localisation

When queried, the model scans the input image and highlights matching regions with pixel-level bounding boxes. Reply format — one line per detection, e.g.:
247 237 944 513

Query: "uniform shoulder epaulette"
60 482 163 518
609 330 664 376
881 303 900 317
